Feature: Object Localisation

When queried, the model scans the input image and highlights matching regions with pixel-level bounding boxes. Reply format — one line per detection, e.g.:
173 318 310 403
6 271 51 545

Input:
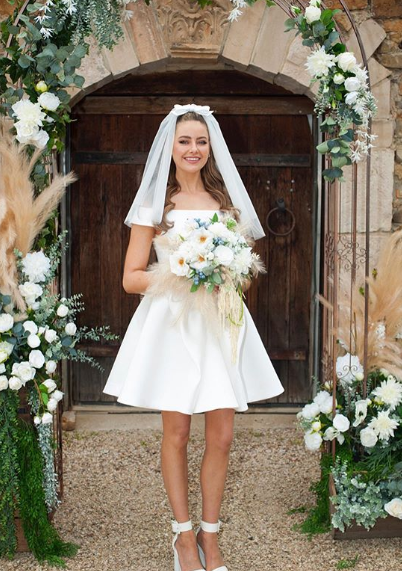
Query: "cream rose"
305 5 321 24
0 364 5 374
65 322 77 336
12 361 35 383
42 379 57 393
27 334 41 348
333 73 345 85
336 52 357 72
47 397 58 412
12 99 45 126
45 360 57 374
385 498 402 520
56 304 69 317
360 427 378 448
214 245 234 266
41 412 53 424
45 329 58 343
38 92 61 112
0 313 14 333
23 320 38 335
0 375 8 391
304 431 322 452
29 350 45 369
344 76 361 92
52 389 64 402
9 376 23 391
333 414 350 433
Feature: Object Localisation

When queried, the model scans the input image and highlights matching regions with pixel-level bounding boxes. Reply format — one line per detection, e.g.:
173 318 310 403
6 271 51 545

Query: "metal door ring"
266 207 296 237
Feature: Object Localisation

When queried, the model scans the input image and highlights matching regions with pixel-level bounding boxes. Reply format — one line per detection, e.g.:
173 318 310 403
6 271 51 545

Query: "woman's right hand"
122 224 156 294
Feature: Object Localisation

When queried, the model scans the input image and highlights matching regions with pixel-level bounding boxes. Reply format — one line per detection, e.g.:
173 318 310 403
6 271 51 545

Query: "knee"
163 425 190 450
207 427 234 454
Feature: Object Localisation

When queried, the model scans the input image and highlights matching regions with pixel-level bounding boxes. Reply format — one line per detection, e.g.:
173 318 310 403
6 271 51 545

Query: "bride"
103 104 284 571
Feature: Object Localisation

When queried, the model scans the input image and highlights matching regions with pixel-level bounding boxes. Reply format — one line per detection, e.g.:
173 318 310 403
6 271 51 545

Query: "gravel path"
4 422 402 571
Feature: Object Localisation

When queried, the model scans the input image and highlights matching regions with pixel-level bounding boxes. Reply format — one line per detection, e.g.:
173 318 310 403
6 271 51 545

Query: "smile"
184 157 201 163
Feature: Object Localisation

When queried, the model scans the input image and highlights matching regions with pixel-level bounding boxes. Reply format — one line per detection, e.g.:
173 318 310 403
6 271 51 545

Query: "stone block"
368 57 392 87
102 23 139 79
324 0 368 8
274 35 314 95
128 0 169 65
347 19 386 65
222 0 266 69
340 148 395 233
372 78 391 119
77 37 112 93
377 53 402 69
372 120 394 148
62 410 76 431
373 0 402 18
251 6 295 80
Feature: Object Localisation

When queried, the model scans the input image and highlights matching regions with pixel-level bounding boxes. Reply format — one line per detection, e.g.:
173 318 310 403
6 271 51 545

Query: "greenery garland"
16 420 78 567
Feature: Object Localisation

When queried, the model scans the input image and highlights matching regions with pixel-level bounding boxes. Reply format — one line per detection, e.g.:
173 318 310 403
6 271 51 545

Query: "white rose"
384 498 402 520
23 320 38 335
33 415 42 426
29 349 45 369
0 313 14 333
360 427 378 448
41 412 53 424
355 372 364 381
345 92 359 106
301 402 320 420
57 304 69 317
42 379 57 393
214 245 234 266
8 376 23 391
45 329 58 343
336 52 357 72
333 73 345 85
0 350 8 364
45 360 57 374
12 361 35 382
305 5 321 24
0 375 8 390
18 282 43 302
12 99 45 126
333 413 350 433
65 322 77 336
27 334 41 348
21 251 51 283
47 397 58 412
0 364 5 373
52 389 64 402
15 120 39 143
38 92 61 112
304 431 322 452
31 128 49 150
344 76 361 92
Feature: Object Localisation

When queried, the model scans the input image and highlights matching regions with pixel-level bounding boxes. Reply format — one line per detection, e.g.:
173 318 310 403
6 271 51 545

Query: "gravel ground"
4 422 402 571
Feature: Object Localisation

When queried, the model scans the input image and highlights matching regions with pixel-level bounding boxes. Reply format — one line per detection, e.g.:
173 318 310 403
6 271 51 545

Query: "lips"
184 157 201 163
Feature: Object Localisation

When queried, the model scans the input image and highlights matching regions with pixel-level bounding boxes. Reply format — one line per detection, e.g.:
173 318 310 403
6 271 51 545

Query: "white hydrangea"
22 251 51 283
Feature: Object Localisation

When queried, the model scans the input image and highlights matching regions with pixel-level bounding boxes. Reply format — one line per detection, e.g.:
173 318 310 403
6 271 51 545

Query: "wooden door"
68 72 314 405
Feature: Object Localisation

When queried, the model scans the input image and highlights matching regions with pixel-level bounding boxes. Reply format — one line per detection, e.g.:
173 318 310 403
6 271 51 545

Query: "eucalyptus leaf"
316 141 329 154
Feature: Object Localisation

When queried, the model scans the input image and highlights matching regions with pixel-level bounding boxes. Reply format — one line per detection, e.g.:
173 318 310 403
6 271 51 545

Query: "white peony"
336 52 357 72
18 282 43 304
14 120 39 142
38 91 60 111
214 245 234 266
304 431 322 452
333 413 350 433
45 360 57 374
52 389 64 402
353 399 369 427
305 4 321 24
27 334 41 348
170 252 190 277
301 402 320 420
8 376 23 391
369 410 399 442
42 379 57 393
333 73 345 85
29 349 45 369
0 375 8 390
47 397 58 412
45 329 58 343
0 313 14 333
336 353 363 385
305 46 336 78
64 322 77 335
56 304 69 317
360 427 378 448
23 320 38 335
344 76 361 92
41 412 53 424
372 377 402 411
22 251 51 283
385 498 402 520
12 361 35 383
12 99 45 126
313 391 334 414
345 91 359 106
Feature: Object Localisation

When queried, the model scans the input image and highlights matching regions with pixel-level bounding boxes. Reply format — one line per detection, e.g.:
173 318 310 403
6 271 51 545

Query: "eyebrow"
178 135 208 139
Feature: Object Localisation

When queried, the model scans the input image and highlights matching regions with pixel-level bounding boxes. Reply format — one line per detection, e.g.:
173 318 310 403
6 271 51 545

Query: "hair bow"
171 104 213 117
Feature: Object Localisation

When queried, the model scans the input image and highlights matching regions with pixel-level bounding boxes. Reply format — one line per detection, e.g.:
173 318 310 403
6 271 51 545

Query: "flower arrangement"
285 0 377 181
297 230 402 533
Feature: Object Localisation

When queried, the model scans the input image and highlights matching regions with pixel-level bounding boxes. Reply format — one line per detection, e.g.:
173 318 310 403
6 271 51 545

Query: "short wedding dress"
103 209 284 413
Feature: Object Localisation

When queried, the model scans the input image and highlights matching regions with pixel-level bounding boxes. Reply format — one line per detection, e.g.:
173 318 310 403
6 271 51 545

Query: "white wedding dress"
103 210 284 413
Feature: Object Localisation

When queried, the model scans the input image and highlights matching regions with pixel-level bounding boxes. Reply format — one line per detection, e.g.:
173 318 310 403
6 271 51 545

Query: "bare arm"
122 225 156 294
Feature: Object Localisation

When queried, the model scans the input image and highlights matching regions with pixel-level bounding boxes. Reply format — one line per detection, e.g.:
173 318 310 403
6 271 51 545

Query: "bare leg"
161 411 203 571
198 408 235 571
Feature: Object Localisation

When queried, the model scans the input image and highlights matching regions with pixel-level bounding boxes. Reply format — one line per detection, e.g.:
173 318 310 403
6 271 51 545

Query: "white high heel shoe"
196 520 228 571
172 520 205 571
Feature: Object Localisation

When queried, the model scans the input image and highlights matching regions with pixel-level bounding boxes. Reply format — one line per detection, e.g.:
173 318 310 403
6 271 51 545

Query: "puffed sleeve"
124 206 154 228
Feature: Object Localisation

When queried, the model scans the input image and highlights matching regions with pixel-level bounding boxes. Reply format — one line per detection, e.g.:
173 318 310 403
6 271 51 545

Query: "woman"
103 104 284 571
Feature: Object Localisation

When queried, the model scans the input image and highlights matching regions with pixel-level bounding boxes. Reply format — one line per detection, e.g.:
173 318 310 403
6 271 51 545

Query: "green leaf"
2 295 11 305
17 54 31 69
320 9 334 26
72 44 87 59
323 166 344 181
7 25 19 35
302 38 315 47
331 156 350 168
206 282 215 294
73 75 85 88
312 22 327 38
212 272 222 285
61 336 73 346
316 141 329 154
330 146 340 154
284 18 296 31
211 212 219 223
42 392 49 406
190 282 200 293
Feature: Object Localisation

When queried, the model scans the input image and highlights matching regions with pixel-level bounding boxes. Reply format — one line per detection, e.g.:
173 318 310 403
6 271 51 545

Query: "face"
172 120 210 174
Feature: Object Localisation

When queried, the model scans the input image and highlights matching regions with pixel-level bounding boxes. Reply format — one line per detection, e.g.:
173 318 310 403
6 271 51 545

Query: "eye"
178 139 189 144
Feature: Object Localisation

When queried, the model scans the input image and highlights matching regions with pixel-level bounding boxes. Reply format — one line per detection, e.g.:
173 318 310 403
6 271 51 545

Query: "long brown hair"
156 112 239 233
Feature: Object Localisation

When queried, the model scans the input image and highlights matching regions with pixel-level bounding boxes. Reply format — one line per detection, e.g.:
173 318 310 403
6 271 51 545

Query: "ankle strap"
200 520 221 533
172 520 193 534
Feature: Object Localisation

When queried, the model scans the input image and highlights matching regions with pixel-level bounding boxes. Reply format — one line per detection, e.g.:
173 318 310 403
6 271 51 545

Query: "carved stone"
154 0 232 59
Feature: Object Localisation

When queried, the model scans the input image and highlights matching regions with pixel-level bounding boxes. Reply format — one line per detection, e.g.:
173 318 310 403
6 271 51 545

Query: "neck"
175 169 204 194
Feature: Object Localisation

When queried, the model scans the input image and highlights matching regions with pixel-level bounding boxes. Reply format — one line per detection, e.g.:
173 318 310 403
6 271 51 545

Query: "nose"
189 140 198 153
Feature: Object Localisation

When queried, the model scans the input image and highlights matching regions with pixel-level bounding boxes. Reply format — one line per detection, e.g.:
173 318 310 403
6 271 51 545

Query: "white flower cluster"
11 91 60 149
335 352 364 387
228 0 247 22
169 215 257 292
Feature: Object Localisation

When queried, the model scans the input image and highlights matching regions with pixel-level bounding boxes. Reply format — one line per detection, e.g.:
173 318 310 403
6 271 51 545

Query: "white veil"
125 104 265 240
